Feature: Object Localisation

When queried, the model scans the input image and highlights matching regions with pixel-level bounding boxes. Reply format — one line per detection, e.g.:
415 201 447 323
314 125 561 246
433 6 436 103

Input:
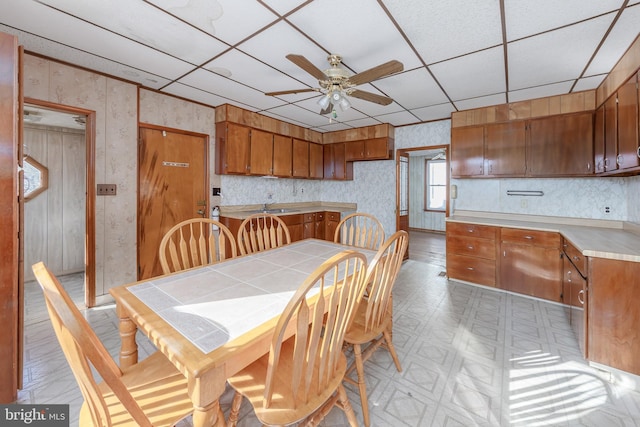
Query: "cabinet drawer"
447 222 497 240
316 211 325 221
563 239 587 278
280 214 303 226
446 235 496 260
303 213 315 223
500 228 560 247
446 254 496 287
326 211 341 221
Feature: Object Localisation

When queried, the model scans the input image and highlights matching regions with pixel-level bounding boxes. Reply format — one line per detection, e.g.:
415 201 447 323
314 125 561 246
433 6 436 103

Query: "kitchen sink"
246 208 299 214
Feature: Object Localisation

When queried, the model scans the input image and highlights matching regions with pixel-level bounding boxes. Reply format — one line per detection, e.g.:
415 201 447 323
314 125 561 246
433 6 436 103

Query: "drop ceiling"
2 0 639 133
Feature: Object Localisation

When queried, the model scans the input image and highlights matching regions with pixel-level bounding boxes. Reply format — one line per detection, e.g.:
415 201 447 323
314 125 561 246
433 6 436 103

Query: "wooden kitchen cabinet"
323 143 353 180
605 94 619 172
315 211 325 239
528 112 594 176
594 104 605 173
562 238 588 358
589 257 640 376
451 125 484 177
303 212 316 239
345 137 393 161
446 222 499 287
485 121 526 176
215 122 250 175
292 138 309 178
249 128 274 176
615 71 640 171
272 134 292 177
324 211 340 241
500 228 562 302
309 142 324 179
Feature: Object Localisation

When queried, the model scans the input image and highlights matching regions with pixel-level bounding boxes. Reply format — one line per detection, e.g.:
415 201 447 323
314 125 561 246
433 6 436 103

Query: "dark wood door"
309 142 323 179
450 126 484 177
138 127 208 279
501 243 562 302
485 121 526 176
292 138 309 178
217 122 250 175
528 112 594 176
249 129 273 176
273 134 292 177
616 72 639 170
397 151 409 259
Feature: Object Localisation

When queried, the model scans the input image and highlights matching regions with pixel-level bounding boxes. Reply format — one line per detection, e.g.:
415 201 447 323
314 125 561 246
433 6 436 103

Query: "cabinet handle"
577 289 585 305
637 147 640 158
524 235 533 240
617 154 623 166
468 245 474 250
573 255 580 262
467 229 474 233
466 267 474 271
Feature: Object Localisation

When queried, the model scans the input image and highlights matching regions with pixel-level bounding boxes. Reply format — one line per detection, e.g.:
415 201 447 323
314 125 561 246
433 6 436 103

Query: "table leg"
115 302 138 368
189 367 227 427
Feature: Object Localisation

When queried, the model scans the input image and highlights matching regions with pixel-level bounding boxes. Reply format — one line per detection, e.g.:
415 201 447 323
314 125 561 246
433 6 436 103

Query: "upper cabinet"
215 122 250 175
292 138 309 178
309 142 324 179
272 134 293 177
450 125 484 177
485 121 526 176
528 112 594 176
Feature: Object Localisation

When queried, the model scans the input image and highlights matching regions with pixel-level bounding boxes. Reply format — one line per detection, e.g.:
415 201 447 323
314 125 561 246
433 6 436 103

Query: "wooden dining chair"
343 230 409 427
334 212 385 250
237 213 291 255
159 217 237 274
226 250 369 427
32 261 195 427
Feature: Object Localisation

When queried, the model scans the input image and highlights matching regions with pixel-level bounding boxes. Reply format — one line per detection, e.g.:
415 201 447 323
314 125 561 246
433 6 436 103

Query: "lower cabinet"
563 239 588 358
446 222 498 287
324 211 340 241
499 228 563 302
588 258 640 376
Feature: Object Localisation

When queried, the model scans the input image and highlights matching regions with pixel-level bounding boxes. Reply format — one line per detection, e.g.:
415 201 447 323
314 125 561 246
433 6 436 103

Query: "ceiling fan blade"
348 60 404 86
265 88 317 96
286 54 327 81
349 89 394 106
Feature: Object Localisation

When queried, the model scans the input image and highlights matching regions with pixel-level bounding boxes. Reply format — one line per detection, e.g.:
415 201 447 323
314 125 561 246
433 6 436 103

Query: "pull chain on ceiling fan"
266 54 404 115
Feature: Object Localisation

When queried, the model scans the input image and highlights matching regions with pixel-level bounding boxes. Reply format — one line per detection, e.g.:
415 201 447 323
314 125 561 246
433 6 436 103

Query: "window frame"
424 158 446 212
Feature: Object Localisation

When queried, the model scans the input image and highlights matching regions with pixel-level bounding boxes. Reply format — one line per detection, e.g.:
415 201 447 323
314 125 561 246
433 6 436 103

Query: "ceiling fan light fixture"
338 95 351 111
317 94 331 110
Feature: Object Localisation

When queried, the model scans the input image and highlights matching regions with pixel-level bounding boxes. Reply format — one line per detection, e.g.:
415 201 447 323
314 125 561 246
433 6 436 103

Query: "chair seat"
227 336 347 426
344 304 392 345
80 352 193 427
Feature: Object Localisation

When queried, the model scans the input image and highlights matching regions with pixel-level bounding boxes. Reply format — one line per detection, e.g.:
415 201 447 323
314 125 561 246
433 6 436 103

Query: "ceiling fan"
266 54 404 115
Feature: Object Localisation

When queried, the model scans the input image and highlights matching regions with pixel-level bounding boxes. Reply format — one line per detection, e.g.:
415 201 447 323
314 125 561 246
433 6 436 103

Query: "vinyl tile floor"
19 238 640 426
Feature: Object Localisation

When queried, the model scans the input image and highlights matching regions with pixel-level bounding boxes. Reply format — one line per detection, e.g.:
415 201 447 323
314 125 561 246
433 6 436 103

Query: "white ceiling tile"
340 117 387 128
39 0 228 65
508 16 614 90
260 0 308 16
508 81 573 103
455 94 507 111
286 0 423 71
431 47 506 100
162 82 231 108
573 75 607 92
384 0 503 63
372 68 449 109
148 0 278 45
410 103 456 122
374 109 423 127
267 104 335 128
178 69 284 110
504 0 622 41
585 4 640 76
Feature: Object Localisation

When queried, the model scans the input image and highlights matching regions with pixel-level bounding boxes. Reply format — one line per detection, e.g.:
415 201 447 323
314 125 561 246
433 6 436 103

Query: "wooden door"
249 129 273 176
138 127 208 280
396 151 409 259
485 121 526 176
0 31 20 403
450 125 484 177
616 72 639 170
273 134 292 177
292 138 309 178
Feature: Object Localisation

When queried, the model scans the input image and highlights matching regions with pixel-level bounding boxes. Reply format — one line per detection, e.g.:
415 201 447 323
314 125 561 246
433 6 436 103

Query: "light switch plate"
97 184 117 196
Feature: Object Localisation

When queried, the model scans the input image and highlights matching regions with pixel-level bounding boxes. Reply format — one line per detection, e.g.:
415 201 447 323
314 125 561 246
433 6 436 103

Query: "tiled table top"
128 239 376 354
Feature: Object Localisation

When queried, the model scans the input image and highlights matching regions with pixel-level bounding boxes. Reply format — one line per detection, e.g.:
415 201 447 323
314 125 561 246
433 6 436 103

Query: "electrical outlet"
97 184 117 196
605 206 611 214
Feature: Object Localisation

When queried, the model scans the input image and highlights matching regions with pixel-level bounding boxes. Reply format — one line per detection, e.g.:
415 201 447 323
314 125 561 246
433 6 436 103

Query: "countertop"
219 202 357 220
447 210 640 263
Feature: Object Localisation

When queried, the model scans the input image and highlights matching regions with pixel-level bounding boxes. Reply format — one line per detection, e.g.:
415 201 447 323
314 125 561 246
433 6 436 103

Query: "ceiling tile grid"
1 0 638 131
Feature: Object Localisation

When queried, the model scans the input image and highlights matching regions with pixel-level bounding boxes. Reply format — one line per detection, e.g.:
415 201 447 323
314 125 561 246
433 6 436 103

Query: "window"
23 155 48 201
425 159 446 211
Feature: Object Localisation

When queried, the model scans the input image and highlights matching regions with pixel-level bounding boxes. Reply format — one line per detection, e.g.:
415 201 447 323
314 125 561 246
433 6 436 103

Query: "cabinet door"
365 137 391 159
250 129 273 176
345 140 365 161
220 122 250 174
604 95 618 172
451 126 484 177
272 134 292 177
485 122 526 176
616 72 640 170
594 104 605 174
292 138 309 178
324 211 340 241
528 112 594 176
309 142 324 179
501 243 562 302
564 255 587 358
323 144 352 180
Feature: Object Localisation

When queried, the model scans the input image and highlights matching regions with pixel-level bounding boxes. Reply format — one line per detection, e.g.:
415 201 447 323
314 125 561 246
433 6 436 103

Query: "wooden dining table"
109 238 377 427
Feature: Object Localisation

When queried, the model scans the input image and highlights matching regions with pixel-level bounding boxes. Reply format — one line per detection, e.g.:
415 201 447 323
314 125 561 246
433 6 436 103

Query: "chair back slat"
237 213 291 255
361 230 408 334
159 218 237 274
263 251 368 409
334 213 385 250
32 262 153 427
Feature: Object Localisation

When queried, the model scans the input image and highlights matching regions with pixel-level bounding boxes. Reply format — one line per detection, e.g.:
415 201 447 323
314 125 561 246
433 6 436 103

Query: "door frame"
395 145 451 231
25 97 97 307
